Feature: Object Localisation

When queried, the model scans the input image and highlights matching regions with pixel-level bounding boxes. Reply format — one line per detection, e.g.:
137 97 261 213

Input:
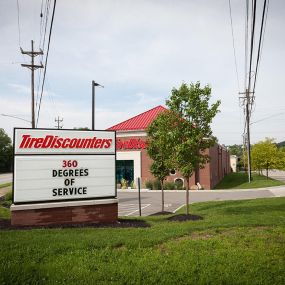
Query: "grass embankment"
1 196 285 284
0 182 12 189
214 172 284 189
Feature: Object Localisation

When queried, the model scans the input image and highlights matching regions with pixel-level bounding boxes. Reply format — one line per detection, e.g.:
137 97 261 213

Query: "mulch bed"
149 211 173 216
0 218 150 231
167 214 203 222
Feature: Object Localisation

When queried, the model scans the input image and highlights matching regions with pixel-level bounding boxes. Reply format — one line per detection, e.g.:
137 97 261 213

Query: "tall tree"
166 82 220 215
251 138 281 178
147 111 177 212
0 129 13 173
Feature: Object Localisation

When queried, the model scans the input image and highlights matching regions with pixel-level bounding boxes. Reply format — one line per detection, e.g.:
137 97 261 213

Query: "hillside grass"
0 197 285 284
214 172 284 189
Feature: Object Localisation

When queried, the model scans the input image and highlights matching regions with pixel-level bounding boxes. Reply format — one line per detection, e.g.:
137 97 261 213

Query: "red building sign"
116 138 146 150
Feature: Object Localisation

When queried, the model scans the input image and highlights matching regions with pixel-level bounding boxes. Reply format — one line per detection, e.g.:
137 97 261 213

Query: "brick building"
108 106 230 189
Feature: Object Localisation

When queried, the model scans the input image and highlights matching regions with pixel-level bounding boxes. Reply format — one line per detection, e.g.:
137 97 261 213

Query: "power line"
250 112 285 125
36 0 57 127
248 0 257 92
36 0 51 110
244 0 249 89
16 0 21 46
228 0 240 91
252 0 269 92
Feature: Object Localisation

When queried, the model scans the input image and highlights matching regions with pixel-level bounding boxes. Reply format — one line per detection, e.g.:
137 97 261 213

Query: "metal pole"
31 40 35 128
92 80 95 130
137 177 141 216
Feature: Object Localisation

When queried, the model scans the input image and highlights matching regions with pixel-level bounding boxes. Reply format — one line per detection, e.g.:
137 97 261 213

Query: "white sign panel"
13 129 116 204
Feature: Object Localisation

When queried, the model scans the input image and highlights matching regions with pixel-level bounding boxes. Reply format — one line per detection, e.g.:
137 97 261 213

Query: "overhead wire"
247 0 257 92
16 0 21 46
228 0 240 91
250 0 269 116
36 0 51 110
36 0 57 127
252 0 269 92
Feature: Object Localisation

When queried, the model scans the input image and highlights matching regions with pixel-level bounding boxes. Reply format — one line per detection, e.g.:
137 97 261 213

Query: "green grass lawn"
1 197 285 284
214 172 285 189
0 182 12 189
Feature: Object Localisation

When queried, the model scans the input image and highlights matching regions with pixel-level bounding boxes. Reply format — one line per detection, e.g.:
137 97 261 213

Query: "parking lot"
117 187 285 216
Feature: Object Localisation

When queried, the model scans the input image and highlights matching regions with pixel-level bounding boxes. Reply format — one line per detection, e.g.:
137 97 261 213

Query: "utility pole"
21 40 43 128
55 116 63 129
239 89 254 182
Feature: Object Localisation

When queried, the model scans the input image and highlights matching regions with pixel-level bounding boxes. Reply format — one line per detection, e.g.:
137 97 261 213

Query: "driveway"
0 173 12 185
268 170 285 183
118 187 285 216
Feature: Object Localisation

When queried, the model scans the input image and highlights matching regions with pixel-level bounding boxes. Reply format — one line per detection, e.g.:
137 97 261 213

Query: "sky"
0 0 285 145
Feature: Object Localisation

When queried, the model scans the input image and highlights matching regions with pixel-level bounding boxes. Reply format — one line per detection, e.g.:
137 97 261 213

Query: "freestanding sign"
11 128 117 226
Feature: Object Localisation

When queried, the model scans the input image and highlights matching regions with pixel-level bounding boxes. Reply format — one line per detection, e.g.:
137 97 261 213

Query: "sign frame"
13 128 117 205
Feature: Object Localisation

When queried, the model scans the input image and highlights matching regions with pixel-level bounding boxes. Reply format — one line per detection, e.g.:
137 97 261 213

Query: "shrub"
145 180 153 190
121 178 128 189
130 180 136 189
1 191 12 208
153 179 162 190
164 182 176 190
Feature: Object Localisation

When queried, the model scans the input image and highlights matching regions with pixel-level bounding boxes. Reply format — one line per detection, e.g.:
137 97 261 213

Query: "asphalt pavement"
118 187 285 216
0 173 12 185
268 170 285 182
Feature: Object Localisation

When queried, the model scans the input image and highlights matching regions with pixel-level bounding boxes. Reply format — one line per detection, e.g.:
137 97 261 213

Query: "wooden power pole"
55 116 63 129
21 40 43 128
239 89 254 183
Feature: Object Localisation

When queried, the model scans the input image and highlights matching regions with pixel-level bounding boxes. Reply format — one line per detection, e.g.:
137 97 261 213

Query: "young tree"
0 129 13 173
166 82 220 215
251 138 280 178
147 111 177 212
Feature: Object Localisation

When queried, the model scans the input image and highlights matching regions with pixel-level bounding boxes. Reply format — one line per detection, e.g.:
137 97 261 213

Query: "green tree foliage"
0 129 13 173
251 138 285 177
227 144 243 156
166 82 220 181
147 111 177 212
166 82 220 214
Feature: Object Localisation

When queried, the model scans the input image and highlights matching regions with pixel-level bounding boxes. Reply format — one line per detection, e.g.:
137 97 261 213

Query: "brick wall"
116 135 230 189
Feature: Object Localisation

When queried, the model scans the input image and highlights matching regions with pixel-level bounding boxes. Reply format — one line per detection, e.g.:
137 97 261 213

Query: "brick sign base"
10 199 118 226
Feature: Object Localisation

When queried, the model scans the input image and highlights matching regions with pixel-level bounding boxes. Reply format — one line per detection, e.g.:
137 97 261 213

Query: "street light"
92 80 104 130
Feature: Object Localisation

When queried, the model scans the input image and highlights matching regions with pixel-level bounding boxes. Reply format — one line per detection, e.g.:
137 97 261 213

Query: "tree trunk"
266 163 269 179
186 177 190 215
161 179 164 213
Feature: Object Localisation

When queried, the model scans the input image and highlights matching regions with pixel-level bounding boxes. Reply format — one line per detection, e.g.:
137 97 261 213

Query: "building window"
174 178 184 189
116 160 134 186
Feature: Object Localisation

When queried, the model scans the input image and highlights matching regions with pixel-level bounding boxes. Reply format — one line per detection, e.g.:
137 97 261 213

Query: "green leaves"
166 82 220 180
147 81 220 191
0 129 13 173
251 138 285 172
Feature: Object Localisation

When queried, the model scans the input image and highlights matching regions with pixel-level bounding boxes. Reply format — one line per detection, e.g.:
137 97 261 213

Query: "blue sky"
1 0 285 145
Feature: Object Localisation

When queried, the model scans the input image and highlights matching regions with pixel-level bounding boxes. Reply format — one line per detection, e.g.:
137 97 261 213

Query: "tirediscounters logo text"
19 134 113 149
14 129 116 155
